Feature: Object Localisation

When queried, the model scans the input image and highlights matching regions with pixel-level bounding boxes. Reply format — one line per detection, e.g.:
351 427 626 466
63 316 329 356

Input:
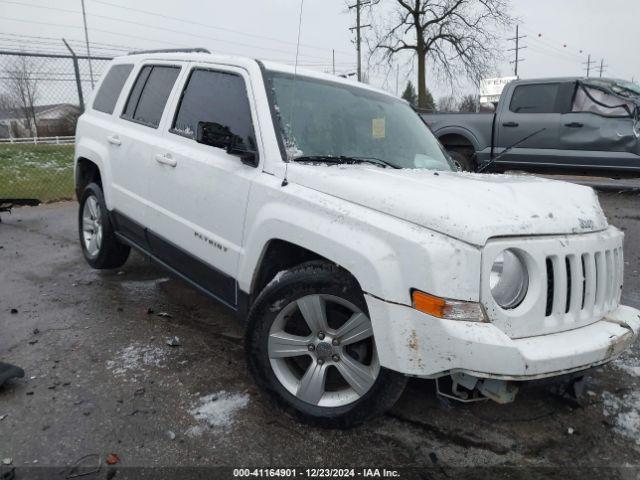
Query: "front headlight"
490 249 528 309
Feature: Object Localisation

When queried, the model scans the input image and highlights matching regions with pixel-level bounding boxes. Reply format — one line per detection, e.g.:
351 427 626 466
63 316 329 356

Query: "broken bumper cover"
366 295 640 380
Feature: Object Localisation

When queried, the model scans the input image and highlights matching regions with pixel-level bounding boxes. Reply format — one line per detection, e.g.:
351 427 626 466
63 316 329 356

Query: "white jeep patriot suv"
75 49 639 427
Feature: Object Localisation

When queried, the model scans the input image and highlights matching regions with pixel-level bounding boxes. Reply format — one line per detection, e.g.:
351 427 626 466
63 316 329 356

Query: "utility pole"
80 0 94 88
332 49 335 75
583 54 596 77
598 58 608 78
395 63 399 96
348 0 371 82
507 24 526 77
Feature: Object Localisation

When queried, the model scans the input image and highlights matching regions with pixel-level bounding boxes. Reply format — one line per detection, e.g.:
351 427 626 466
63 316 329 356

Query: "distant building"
0 103 81 138
480 76 518 105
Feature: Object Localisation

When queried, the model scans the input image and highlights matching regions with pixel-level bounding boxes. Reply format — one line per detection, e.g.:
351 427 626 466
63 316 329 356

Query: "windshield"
584 79 640 101
609 80 640 99
264 70 453 171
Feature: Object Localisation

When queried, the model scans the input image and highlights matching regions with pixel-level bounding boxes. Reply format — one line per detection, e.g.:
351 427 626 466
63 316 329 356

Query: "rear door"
144 64 262 307
88 63 140 218
557 82 639 170
494 82 567 167
111 62 182 246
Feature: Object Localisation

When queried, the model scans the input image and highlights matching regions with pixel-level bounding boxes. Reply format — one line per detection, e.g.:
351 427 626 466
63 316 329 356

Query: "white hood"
287 164 608 246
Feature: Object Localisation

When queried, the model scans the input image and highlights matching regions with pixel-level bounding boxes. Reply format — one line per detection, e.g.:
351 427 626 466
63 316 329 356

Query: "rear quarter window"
92 64 133 114
121 65 180 128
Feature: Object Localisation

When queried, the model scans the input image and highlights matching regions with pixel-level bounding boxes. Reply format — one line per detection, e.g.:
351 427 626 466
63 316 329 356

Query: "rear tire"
245 261 407 428
78 182 130 269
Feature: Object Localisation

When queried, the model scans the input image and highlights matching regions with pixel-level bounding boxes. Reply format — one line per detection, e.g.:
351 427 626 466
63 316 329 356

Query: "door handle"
155 153 177 167
107 135 121 146
564 122 584 128
502 122 519 128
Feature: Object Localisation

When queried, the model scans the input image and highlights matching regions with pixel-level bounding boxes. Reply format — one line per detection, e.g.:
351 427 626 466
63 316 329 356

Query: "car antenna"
477 128 546 173
282 0 305 188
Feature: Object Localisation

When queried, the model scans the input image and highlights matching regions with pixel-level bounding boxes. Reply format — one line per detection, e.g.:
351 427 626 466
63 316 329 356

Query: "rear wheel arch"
75 157 102 199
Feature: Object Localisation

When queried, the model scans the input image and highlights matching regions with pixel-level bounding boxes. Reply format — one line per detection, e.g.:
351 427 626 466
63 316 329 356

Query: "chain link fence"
0 50 112 202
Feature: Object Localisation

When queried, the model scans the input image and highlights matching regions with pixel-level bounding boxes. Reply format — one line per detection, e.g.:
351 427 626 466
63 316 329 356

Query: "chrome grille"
544 247 623 321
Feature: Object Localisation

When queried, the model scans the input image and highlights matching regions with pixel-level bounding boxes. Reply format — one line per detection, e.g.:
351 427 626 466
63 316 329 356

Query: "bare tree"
458 93 478 112
374 0 512 108
437 95 458 112
6 56 40 137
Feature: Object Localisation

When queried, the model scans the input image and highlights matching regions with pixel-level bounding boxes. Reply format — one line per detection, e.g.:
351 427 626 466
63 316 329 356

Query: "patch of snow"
106 342 168 379
602 390 640 444
185 425 205 438
614 352 640 378
617 364 640 377
189 391 249 429
283 136 303 161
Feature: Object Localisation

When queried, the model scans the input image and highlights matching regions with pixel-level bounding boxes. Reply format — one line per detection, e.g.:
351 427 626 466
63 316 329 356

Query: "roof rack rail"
127 48 210 55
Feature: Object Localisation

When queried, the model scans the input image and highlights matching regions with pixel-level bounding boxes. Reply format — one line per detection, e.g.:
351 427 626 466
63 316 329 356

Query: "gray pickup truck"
421 77 640 174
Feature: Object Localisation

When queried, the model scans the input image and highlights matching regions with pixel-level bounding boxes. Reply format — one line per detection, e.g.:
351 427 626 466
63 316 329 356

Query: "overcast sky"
1 0 639 102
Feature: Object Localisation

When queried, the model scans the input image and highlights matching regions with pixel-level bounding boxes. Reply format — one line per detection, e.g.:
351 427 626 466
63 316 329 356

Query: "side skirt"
111 211 250 321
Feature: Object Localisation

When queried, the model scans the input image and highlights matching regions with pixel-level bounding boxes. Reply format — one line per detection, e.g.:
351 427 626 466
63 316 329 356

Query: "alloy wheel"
268 294 379 408
82 195 103 257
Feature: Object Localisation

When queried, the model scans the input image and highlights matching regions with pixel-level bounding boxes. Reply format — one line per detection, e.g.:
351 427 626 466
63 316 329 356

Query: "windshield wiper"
291 155 400 169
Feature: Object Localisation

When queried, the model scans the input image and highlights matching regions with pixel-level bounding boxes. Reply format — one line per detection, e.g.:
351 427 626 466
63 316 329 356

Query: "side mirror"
196 121 258 167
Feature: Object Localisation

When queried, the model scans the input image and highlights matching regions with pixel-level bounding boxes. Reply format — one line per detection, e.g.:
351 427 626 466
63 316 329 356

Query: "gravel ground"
0 191 639 479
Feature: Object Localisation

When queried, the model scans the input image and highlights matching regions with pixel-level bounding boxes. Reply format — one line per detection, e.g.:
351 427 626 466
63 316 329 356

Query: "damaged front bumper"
366 294 640 381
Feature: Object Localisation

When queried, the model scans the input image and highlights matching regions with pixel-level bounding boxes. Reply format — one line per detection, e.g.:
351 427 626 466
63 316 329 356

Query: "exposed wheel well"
438 133 475 151
438 133 477 170
250 240 361 303
75 158 102 199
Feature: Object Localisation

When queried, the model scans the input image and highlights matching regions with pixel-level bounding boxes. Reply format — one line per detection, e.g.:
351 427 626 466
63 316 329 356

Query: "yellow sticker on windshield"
372 118 386 139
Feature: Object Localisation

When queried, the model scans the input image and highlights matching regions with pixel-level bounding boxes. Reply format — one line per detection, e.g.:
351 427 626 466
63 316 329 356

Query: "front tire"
78 182 130 269
245 261 407 428
448 149 475 172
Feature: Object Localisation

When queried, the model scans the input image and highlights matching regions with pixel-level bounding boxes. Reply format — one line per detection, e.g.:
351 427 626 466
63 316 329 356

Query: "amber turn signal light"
411 290 487 322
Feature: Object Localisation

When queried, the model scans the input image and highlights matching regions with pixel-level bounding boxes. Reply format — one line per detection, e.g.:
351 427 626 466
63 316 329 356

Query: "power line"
0 16 184 48
0 33 135 54
0 0 352 59
89 0 353 55
0 37 126 53
519 25 625 78
0 32 133 50
0 12 336 63
527 45 580 64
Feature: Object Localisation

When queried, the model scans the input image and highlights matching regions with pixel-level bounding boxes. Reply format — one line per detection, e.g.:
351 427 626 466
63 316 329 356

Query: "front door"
495 82 565 167
144 65 262 307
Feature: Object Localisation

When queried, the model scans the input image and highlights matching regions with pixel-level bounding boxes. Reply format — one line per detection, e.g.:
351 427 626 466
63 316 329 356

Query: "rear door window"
122 65 180 128
92 64 133 114
170 68 256 149
509 83 561 113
